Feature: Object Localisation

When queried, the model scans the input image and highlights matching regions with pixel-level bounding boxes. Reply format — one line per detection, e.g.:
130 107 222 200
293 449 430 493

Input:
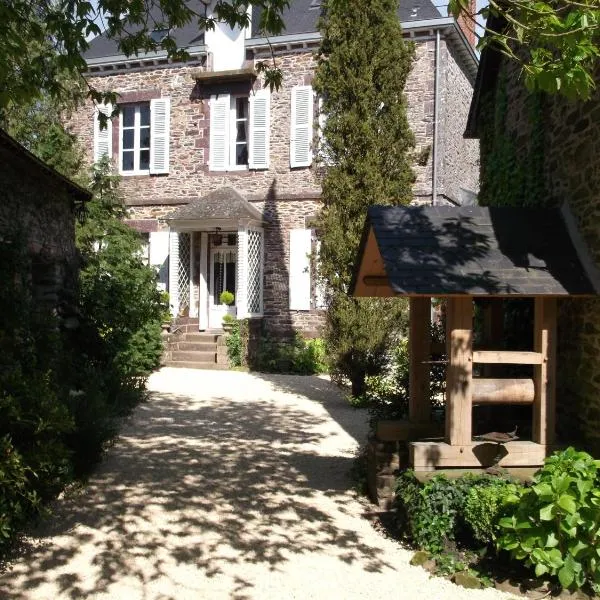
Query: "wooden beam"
445 297 473 446
533 297 557 445
472 351 543 365
409 297 431 423
411 440 549 470
362 275 389 287
376 420 444 442
472 378 535 405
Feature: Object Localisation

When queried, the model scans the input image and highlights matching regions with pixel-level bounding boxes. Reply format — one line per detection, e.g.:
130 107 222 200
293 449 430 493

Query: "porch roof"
351 205 600 297
166 187 263 223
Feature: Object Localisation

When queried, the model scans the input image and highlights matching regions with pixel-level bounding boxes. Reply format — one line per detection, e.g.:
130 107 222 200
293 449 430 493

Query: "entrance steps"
164 318 229 370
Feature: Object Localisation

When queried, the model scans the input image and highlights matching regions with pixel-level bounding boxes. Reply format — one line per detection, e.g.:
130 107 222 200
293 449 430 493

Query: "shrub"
464 479 517 545
225 320 242 367
394 470 517 554
497 447 600 592
250 334 327 375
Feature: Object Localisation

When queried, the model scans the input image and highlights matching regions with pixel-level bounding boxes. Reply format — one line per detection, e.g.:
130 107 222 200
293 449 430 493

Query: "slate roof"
251 0 442 37
0 129 91 203
166 187 263 222
352 205 600 297
85 0 207 60
85 0 443 60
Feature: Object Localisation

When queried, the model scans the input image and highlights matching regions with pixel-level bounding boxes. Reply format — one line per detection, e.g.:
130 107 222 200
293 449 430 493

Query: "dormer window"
150 28 170 43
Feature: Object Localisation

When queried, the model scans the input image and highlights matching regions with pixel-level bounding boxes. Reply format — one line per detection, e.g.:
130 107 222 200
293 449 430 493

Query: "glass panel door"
209 248 237 328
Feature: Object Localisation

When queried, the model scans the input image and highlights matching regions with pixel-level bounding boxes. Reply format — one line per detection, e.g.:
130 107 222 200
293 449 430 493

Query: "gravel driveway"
0 368 517 600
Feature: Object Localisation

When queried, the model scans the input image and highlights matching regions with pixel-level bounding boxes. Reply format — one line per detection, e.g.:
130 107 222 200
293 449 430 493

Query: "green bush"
225 320 242 367
394 470 516 554
497 447 600 592
219 290 235 306
464 479 517 545
251 334 327 375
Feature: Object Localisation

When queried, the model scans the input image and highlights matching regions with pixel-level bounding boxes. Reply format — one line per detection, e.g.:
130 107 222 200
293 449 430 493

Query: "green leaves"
497 448 600 592
450 0 600 100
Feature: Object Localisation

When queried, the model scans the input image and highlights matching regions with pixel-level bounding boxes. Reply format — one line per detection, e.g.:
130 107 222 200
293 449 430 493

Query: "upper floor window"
121 103 151 173
209 90 270 172
232 96 249 167
93 97 171 175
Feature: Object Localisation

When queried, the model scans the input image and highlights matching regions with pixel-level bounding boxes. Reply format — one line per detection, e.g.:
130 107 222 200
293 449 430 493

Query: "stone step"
173 317 199 325
179 332 221 343
172 341 218 352
165 361 229 370
171 350 217 363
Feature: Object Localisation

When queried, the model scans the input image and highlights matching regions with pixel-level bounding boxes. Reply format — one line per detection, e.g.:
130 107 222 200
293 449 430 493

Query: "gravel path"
0 368 517 600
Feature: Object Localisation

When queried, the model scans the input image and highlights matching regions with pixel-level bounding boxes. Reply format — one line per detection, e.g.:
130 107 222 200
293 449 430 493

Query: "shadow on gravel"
0 384 386 599
252 373 368 445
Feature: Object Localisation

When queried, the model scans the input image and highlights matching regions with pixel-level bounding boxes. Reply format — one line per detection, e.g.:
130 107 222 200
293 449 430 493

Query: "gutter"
432 29 441 205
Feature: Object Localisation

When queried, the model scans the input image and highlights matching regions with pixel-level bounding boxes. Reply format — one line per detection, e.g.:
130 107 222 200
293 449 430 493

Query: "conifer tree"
314 0 415 396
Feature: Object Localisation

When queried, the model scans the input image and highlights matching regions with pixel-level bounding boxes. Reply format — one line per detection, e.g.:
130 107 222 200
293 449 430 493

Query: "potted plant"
220 290 235 331
222 313 236 332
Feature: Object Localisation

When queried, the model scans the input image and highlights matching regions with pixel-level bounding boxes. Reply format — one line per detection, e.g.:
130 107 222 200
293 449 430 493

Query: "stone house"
0 128 90 316
68 0 479 345
465 24 600 454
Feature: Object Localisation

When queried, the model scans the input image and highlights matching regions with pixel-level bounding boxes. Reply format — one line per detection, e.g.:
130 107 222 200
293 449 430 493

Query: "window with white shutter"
117 99 171 175
150 98 170 174
248 89 270 170
210 93 269 171
93 103 113 162
290 86 314 168
289 229 312 311
209 94 230 171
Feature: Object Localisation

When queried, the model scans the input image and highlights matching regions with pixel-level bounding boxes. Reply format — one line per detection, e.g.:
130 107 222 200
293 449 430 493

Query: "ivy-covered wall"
477 59 600 454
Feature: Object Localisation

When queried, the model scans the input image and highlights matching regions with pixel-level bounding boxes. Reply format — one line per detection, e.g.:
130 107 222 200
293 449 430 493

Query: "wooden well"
352 205 600 471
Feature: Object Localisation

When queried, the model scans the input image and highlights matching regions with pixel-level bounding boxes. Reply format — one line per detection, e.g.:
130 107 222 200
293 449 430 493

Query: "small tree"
314 0 414 397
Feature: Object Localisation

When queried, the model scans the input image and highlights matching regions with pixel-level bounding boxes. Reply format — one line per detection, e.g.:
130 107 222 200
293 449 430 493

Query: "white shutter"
248 89 270 170
169 231 180 317
209 94 230 171
315 239 327 309
289 229 312 311
150 231 170 290
149 231 170 266
93 103 112 162
290 86 313 168
150 97 170 174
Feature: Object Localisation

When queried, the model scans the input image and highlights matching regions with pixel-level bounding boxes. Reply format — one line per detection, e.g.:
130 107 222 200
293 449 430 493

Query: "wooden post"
445 297 473 446
482 299 503 377
409 297 431 423
533 297 557 445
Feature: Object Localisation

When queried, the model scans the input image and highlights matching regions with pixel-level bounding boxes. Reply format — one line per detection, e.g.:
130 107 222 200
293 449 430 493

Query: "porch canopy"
166 187 264 328
351 205 600 471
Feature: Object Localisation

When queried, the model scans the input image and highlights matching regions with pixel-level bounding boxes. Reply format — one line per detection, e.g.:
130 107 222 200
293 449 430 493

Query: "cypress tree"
314 0 416 396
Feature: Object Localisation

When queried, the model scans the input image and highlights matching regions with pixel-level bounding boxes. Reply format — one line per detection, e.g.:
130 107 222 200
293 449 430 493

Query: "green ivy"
479 75 548 209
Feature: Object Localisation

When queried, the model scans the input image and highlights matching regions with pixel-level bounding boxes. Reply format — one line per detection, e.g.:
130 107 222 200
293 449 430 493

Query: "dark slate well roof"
166 187 263 221
354 205 600 296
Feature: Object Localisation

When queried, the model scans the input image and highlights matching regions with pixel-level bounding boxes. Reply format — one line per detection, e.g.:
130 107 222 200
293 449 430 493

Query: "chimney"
456 0 477 47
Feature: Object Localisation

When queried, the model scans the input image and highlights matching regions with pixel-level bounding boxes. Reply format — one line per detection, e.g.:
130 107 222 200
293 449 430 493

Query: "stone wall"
439 40 480 203
477 60 600 455
0 140 80 313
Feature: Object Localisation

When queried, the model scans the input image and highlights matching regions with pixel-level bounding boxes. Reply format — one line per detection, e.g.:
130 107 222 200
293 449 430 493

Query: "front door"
209 247 237 328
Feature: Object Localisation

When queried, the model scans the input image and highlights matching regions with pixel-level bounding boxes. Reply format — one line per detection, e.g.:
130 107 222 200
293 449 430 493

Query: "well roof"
352 205 600 297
